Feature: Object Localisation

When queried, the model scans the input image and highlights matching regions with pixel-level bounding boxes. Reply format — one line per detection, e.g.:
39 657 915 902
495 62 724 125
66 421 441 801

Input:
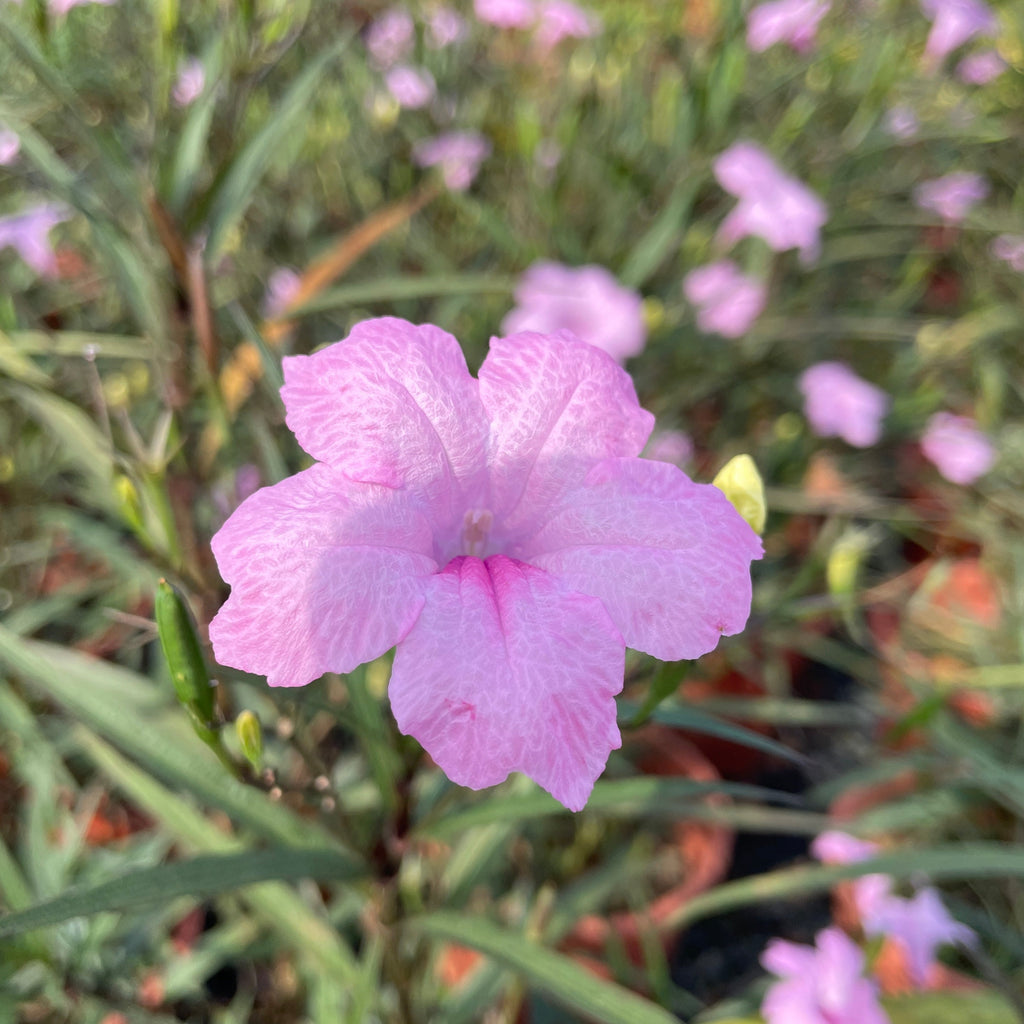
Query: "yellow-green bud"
712 454 766 535
235 710 263 769
155 579 215 726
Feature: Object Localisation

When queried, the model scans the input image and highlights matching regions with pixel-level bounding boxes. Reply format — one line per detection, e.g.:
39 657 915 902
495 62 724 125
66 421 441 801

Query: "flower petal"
478 331 654 535
389 555 624 810
210 464 437 687
280 318 490 516
521 457 763 660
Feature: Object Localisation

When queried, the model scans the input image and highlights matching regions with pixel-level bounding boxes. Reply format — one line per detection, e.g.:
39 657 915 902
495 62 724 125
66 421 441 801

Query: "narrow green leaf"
296 274 517 315
620 181 697 288
883 990 1018 1024
0 849 360 941
205 34 353 259
410 912 680 1024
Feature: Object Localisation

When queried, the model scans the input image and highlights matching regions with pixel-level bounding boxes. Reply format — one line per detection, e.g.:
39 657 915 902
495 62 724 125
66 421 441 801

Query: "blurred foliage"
2 0 1024 1021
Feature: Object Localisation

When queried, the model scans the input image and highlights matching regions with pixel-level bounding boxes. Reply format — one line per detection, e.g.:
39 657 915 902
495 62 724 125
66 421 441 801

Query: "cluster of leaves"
2 0 1024 1022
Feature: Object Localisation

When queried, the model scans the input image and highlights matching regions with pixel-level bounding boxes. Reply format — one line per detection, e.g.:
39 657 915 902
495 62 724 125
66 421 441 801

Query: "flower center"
461 508 494 558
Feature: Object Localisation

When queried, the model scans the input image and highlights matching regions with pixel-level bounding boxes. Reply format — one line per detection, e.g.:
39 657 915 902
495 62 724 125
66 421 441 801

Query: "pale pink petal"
761 937 818 978
280 318 490 519
811 830 879 864
210 465 436 687
389 555 623 810
521 457 763 661
478 331 654 535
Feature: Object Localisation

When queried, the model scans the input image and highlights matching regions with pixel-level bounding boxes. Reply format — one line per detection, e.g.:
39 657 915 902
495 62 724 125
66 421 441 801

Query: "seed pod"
712 454 766 535
155 578 215 726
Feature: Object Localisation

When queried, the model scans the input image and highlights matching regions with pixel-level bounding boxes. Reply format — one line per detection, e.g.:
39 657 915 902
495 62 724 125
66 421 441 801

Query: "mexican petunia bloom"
209 319 762 810
413 132 491 191
365 7 416 69
920 0 997 67
920 411 995 484
957 48 1005 83
0 202 70 277
991 233 1024 272
385 66 437 109
474 0 537 29
0 126 20 166
172 58 206 107
799 362 890 448
533 0 600 50
501 261 646 362
761 927 890 1024
913 171 988 223
746 0 830 54
683 260 767 338
713 142 827 264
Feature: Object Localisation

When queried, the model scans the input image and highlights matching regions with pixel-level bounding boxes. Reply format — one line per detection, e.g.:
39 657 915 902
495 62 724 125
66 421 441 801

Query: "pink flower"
799 362 889 447
811 830 879 865
714 142 827 263
0 127 19 166
914 171 988 223
263 267 302 320
474 0 536 29
534 0 599 49
365 8 415 69
385 66 437 109
172 58 206 107
502 262 646 362
209 319 762 810
427 6 467 47
921 0 997 66
413 132 491 191
957 48 1005 83
862 887 975 986
991 233 1024 272
761 928 890 1024
884 105 920 140
0 202 70 277
645 430 694 467
747 0 830 53
921 411 995 484
48 0 115 14
683 261 767 338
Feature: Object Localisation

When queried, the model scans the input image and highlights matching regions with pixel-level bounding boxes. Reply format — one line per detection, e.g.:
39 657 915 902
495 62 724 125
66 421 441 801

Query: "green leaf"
0 849 360 941
410 912 679 1024
883 990 1018 1024
297 274 517 314
205 34 353 259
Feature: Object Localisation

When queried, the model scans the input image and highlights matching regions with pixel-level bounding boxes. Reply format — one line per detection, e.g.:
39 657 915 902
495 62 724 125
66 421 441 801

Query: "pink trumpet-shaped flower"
762 927 890 1024
502 261 646 362
474 0 536 28
957 48 1005 83
921 411 995 484
799 362 890 447
683 260 767 338
714 142 827 263
914 171 988 223
534 0 599 49
48 0 115 13
991 234 1024 272
365 8 416 68
0 202 70 277
413 132 491 191
172 58 206 107
210 319 762 810
921 0 997 67
747 0 830 53
385 65 437 109
428 6 467 47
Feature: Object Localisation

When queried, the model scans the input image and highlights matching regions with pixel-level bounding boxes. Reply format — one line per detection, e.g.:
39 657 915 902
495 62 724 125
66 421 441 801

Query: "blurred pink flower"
365 8 415 69
683 260 767 338
811 830 879 865
534 0 599 49
502 261 646 362
761 928 890 1024
385 66 437 109
921 0 997 67
799 362 889 447
0 202 70 277
263 267 302 320
884 104 920 140
474 0 536 29
914 171 988 223
645 430 694 467
0 127 19 166
921 411 995 484
956 48 1005 83
714 142 828 263
210 318 762 809
427 5 467 47
747 0 830 53
172 58 206 107
991 233 1024 272
413 131 491 190
862 887 975 986
48 0 115 14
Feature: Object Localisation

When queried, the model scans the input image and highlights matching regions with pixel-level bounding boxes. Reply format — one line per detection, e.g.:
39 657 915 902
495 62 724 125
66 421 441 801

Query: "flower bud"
235 710 263 769
155 579 215 727
713 454 766 535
